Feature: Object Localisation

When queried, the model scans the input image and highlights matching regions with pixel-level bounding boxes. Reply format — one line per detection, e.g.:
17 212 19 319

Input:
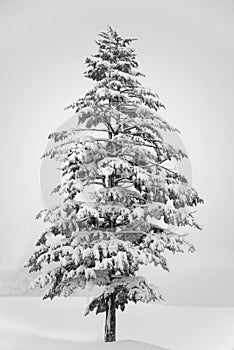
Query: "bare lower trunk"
104 294 116 342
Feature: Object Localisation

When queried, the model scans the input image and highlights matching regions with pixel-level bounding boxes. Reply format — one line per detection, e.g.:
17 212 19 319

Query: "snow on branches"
85 275 163 315
26 27 203 318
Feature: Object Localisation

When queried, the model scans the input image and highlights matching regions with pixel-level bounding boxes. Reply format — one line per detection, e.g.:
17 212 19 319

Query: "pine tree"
26 26 203 342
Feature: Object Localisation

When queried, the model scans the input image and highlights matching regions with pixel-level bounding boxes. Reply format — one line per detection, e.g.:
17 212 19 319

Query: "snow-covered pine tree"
26 26 203 342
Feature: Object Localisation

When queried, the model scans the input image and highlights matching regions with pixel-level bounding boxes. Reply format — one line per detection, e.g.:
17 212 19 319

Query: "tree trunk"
104 294 116 342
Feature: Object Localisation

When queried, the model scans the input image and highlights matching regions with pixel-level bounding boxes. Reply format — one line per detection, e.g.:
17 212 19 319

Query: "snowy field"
0 298 234 350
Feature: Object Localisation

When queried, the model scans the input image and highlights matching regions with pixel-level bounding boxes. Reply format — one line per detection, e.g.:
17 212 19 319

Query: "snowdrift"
0 297 234 350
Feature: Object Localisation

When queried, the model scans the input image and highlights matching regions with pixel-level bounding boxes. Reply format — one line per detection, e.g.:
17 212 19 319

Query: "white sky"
0 0 234 305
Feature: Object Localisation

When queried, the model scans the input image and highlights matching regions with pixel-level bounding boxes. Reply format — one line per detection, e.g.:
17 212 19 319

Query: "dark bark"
104 293 116 342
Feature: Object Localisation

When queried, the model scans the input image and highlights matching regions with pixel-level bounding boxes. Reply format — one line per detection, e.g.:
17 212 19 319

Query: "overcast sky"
0 0 233 306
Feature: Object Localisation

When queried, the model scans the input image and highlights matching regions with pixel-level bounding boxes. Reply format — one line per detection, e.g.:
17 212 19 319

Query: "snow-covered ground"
0 297 234 350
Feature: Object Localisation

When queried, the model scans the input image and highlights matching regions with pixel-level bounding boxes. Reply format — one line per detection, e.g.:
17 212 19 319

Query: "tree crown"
26 27 203 315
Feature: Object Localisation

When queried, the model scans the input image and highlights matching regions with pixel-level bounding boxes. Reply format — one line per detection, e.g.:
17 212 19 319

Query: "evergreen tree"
26 26 203 342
